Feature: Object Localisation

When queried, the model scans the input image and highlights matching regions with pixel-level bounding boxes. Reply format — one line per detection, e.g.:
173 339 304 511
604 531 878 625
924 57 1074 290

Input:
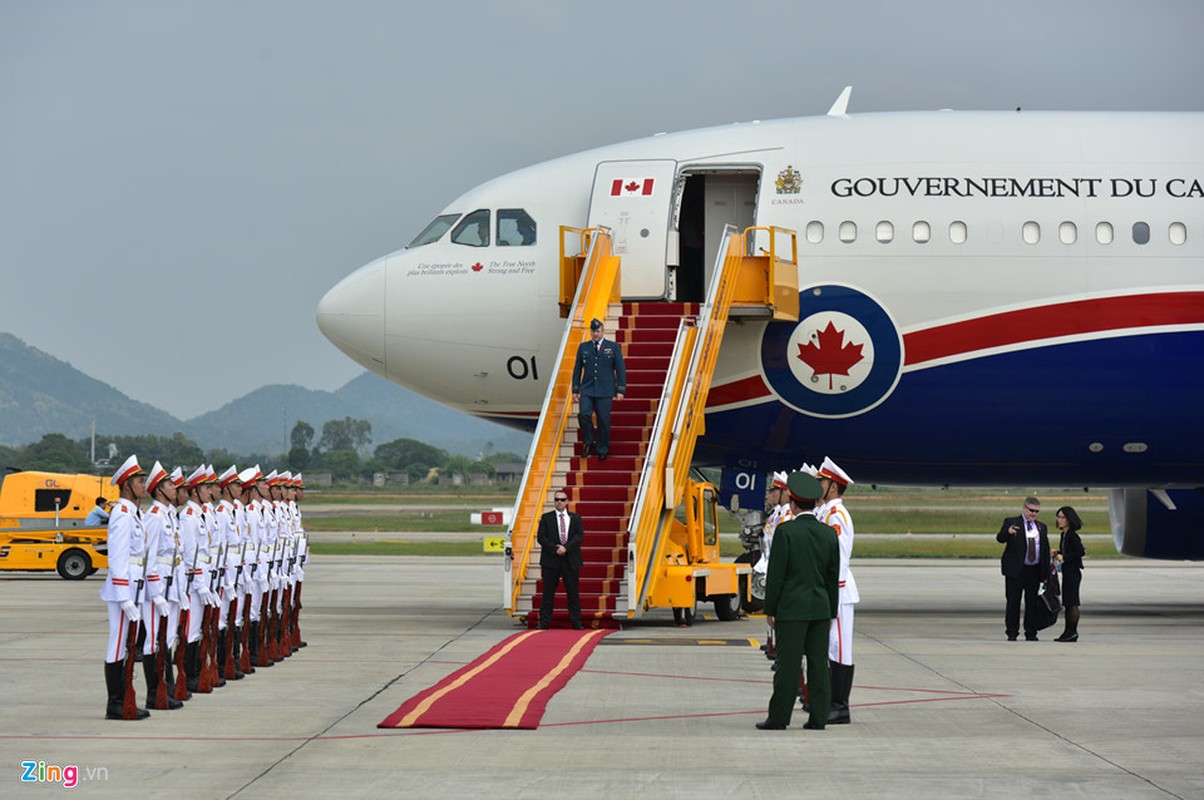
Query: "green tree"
374 437 449 481
324 449 361 482
318 417 372 452
287 445 311 472
290 421 315 450
109 432 205 468
20 434 92 472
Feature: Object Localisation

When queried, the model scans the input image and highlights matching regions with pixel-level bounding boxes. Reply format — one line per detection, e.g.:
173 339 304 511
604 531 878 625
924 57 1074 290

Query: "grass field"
309 534 1120 559
303 485 1119 559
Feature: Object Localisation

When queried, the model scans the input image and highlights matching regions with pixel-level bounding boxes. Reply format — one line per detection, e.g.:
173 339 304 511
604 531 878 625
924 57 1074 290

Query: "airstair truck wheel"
57 548 92 580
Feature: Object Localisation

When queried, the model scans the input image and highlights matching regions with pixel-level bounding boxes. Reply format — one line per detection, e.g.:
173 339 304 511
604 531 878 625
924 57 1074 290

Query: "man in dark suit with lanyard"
996 495 1051 641
537 490 585 629
572 318 626 460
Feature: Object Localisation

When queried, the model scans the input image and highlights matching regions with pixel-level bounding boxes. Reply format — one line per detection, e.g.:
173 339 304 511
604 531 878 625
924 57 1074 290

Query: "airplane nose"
316 260 386 371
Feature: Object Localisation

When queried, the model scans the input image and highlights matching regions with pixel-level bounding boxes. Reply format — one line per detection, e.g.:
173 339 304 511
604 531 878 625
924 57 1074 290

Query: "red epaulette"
150 506 160 514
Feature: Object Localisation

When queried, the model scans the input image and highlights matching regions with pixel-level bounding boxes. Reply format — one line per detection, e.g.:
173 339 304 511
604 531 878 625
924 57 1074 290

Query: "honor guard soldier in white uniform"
179 466 212 693
100 455 151 720
291 472 309 649
200 465 226 689
142 462 185 709
246 466 276 667
215 465 244 680
753 472 792 655
235 466 260 674
815 456 859 724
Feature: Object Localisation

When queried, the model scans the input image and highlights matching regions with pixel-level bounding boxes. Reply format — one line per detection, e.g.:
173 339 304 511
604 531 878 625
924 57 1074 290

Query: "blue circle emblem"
760 284 903 418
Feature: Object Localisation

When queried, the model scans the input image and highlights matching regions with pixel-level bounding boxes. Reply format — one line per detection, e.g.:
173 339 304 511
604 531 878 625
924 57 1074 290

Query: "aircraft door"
588 160 678 299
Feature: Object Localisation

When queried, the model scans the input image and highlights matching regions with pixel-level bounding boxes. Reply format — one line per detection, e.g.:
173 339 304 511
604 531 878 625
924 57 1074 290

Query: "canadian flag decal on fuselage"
610 178 655 196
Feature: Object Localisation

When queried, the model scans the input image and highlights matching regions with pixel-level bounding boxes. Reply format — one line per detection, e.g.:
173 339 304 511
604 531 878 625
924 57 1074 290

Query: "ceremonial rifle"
154 534 179 709
223 539 242 680
204 543 226 687
195 536 215 693
263 536 282 662
240 532 254 673
292 533 307 648
175 540 198 700
121 565 146 719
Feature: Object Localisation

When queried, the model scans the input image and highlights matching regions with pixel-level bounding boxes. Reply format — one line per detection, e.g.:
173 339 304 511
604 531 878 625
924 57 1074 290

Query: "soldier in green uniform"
756 471 840 731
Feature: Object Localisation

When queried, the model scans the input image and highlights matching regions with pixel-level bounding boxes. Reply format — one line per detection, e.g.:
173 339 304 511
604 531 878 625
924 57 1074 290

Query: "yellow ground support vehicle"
647 476 749 626
0 470 113 580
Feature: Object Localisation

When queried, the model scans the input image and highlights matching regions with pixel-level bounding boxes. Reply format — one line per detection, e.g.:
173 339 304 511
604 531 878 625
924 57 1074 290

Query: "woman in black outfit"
1053 506 1085 642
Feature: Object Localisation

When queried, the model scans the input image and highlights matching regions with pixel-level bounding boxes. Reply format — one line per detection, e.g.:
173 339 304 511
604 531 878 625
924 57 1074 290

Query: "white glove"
209 589 222 608
152 594 169 615
121 600 140 620
198 586 213 605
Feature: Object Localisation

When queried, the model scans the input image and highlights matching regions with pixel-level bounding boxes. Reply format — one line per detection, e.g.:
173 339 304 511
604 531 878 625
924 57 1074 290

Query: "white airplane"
318 90 1204 560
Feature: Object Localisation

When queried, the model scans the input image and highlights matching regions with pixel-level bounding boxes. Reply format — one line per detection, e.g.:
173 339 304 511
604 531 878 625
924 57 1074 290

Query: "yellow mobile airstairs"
504 225 798 628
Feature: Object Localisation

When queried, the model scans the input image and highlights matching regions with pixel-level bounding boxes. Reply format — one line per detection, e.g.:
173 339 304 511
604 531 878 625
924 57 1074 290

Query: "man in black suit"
537 490 585 629
996 495 1051 641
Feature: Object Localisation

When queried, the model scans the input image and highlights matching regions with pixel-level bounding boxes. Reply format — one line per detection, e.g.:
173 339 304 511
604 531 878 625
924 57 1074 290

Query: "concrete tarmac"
2 557 1202 799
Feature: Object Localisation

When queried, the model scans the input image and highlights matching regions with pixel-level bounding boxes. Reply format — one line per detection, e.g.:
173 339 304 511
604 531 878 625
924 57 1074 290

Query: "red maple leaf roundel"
797 320 865 390
471 262 484 272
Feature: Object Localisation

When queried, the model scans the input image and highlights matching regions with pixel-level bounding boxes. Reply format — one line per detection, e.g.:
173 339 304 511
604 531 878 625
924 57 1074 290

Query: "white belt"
200 554 214 564
129 556 146 566
156 555 179 567
260 545 273 553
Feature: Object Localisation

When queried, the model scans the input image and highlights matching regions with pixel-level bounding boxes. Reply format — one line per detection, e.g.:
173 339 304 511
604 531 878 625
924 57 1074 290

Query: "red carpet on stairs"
377 629 610 729
525 303 698 630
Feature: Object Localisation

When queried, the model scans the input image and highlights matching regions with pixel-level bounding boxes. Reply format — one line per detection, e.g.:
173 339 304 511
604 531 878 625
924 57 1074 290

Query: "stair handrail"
505 227 620 613
665 225 744 482
624 319 698 614
626 225 745 614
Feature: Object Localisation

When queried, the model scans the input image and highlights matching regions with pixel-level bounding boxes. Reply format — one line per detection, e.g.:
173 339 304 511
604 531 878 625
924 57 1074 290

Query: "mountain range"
0 332 532 457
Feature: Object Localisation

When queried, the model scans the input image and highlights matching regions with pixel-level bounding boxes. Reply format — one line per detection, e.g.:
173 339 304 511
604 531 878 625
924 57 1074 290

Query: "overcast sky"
2 0 1202 419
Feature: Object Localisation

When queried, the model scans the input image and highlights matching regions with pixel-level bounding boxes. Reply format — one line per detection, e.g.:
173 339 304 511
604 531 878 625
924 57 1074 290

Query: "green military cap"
787 471 822 506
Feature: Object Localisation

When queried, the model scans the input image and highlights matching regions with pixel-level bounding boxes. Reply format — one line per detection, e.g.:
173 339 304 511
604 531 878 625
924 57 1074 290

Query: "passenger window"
1132 222 1150 245
913 221 930 244
805 221 824 244
1169 222 1187 245
1059 222 1077 245
949 221 967 244
451 209 490 247
839 221 857 243
408 213 461 248
497 209 536 246
1096 222 1114 245
875 221 894 243
1023 221 1041 244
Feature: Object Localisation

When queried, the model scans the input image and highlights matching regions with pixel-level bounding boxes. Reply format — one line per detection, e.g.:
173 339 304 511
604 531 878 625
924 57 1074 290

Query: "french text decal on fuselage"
760 285 903 418
830 176 1203 198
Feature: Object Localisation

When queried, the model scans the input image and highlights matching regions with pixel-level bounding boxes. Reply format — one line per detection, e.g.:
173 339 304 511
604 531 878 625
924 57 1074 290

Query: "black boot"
104 661 125 719
827 662 854 725
186 642 201 693
164 647 188 702
248 621 259 666
145 655 183 709
230 627 245 678
105 660 149 720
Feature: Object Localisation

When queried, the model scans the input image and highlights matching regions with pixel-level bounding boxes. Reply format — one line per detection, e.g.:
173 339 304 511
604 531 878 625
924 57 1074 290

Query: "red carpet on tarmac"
378 628 611 729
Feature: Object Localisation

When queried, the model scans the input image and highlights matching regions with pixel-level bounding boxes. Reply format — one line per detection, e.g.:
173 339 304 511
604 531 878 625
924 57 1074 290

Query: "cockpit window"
408 213 461 248
451 209 490 247
497 209 537 246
